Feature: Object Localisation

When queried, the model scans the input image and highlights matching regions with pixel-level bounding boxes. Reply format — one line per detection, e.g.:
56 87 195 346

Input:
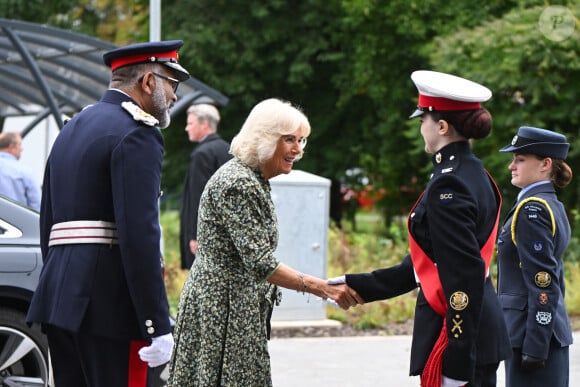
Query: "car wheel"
0 307 49 387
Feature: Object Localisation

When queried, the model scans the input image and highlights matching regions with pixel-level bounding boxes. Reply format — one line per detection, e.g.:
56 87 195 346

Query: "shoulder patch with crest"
122 101 159 127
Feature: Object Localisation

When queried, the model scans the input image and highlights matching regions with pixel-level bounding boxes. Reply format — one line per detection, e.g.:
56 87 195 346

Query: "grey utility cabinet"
269 169 330 321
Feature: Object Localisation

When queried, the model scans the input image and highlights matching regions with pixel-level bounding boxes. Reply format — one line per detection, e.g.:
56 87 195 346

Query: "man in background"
0 131 41 210
180 103 231 269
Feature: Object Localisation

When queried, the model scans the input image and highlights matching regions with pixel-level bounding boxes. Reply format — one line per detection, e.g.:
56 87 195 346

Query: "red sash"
408 171 501 387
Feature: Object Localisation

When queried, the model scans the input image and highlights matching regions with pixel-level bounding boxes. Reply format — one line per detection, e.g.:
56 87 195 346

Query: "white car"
0 195 48 386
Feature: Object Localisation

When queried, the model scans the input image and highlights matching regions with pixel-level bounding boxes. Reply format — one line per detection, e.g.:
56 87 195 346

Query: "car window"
0 218 23 238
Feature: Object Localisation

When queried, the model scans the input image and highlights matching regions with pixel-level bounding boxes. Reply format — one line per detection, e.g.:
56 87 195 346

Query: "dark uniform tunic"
346 141 511 383
27 89 171 342
497 182 573 386
179 133 231 269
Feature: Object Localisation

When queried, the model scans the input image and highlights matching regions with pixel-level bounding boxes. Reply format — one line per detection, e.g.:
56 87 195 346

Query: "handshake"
324 275 364 310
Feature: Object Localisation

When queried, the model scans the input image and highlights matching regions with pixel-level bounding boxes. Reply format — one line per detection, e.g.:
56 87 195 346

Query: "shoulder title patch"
439 190 454 203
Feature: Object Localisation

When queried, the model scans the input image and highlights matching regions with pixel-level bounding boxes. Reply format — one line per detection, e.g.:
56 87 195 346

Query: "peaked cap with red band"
103 40 190 82
409 70 492 119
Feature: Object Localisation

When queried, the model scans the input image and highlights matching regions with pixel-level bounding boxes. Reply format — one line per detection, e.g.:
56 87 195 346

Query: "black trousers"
45 324 151 387
505 346 569 387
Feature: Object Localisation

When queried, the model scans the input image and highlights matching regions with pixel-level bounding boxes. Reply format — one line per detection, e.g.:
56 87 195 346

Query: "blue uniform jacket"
346 141 511 381
497 182 573 359
27 89 171 340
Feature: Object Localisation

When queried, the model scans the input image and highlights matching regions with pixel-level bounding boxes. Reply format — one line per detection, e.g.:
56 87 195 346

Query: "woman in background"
497 126 574 387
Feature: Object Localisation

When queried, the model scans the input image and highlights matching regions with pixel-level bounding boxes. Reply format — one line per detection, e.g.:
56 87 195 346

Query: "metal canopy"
0 18 229 132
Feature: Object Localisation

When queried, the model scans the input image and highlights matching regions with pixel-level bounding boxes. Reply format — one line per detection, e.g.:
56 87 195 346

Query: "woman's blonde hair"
230 98 311 167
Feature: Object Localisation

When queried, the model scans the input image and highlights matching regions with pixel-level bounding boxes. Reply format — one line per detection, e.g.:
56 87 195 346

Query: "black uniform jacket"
179 133 231 269
497 182 573 359
346 141 511 381
27 89 171 340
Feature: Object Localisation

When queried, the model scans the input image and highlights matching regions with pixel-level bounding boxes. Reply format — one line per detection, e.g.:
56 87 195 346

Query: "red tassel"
421 320 448 387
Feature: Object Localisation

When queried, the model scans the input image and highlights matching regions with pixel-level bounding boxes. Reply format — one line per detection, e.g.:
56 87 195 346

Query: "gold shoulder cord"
511 197 556 246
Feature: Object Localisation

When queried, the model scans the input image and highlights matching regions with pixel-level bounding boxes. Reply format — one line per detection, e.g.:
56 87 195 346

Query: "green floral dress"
167 158 282 387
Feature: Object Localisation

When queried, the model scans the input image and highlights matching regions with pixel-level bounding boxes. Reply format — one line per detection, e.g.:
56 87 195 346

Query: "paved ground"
269 331 580 387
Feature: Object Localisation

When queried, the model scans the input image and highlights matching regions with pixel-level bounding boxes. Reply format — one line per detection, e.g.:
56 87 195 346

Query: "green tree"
429 2 579 215
1 0 148 44
160 0 518 217
161 0 362 205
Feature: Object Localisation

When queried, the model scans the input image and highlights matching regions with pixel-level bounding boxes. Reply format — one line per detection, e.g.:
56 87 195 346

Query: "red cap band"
109 50 179 71
418 94 481 111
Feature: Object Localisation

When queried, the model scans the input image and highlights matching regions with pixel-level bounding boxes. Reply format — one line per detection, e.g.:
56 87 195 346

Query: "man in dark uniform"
179 103 231 269
26 40 190 386
329 71 511 387
497 126 574 387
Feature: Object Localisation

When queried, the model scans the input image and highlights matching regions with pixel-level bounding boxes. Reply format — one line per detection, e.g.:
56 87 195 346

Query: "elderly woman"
167 98 362 386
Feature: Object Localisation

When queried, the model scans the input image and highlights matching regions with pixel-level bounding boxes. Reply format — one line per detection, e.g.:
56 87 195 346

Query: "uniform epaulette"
511 196 556 245
121 101 159 127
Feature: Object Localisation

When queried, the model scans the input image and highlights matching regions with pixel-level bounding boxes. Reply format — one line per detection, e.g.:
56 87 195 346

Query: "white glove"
138 333 174 368
327 275 346 285
441 376 467 387
326 276 346 308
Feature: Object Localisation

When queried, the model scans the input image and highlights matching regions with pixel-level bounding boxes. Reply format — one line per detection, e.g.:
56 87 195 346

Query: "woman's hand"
324 283 364 310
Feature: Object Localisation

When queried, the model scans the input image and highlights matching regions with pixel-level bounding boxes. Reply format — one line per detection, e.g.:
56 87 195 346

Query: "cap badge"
450 291 469 311
435 152 442 164
122 101 159 127
534 271 551 288
511 135 518 146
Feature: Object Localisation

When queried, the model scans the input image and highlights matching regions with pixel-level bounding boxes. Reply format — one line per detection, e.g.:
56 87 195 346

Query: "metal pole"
150 0 161 41
3 26 64 129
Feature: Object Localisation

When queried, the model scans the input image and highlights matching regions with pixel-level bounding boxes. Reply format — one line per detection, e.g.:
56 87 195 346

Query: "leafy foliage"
7 1 578 229
429 2 580 217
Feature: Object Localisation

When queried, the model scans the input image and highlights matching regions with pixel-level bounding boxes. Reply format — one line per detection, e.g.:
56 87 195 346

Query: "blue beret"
499 126 569 160
103 40 189 81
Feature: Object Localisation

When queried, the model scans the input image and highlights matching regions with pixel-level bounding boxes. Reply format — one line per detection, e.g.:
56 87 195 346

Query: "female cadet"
330 70 511 387
497 126 574 387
